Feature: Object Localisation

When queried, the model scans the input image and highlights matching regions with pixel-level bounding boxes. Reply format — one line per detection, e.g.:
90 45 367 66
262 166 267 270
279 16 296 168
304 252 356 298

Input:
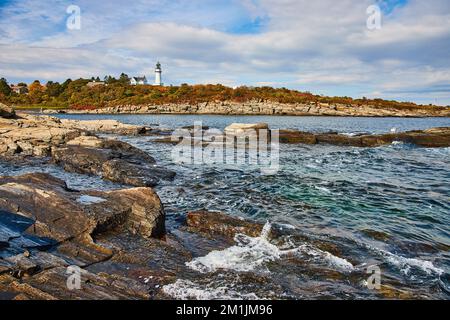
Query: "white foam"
368 246 445 276
186 222 282 273
314 186 331 193
162 279 260 300
186 222 354 274
295 244 355 272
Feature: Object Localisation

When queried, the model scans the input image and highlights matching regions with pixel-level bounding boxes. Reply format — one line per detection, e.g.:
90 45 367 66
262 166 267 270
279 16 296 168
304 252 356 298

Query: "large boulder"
0 173 166 241
60 119 147 135
0 103 15 119
52 137 175 187
224 123 269 136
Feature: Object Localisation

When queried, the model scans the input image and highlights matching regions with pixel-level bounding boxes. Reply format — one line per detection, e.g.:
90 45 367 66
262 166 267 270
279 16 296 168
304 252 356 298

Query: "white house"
130 62 163 86
130 76 148 85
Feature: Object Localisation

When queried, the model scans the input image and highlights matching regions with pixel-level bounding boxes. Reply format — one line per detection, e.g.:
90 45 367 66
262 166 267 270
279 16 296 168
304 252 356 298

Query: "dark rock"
187 211 267 239
0 103 15 119
0 173 166 242
52 142 175 187
277 127 450 148
278 130 317 144
316 134 363 147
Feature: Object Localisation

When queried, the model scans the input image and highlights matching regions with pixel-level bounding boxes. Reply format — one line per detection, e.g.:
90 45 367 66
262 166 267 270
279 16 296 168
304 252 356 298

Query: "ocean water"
1 115 449 299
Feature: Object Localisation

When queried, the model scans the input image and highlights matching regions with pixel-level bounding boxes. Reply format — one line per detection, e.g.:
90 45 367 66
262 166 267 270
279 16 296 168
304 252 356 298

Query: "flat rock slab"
52 138 175 187
278 127 450 148
0 173 165 244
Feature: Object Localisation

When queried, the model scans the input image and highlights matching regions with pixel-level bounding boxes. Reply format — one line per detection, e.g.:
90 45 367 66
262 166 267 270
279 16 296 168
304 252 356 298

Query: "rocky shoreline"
1 103 449 300
43 100 450 117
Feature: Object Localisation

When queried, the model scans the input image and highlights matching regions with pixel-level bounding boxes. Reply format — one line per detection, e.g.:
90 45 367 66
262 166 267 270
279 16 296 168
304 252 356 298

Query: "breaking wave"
186 222 355 274
162 279 260 300
368 246 445 276
186 222 283 273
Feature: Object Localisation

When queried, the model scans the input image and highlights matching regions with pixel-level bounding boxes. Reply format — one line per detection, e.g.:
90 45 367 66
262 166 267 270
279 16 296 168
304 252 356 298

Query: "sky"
0 0 449 105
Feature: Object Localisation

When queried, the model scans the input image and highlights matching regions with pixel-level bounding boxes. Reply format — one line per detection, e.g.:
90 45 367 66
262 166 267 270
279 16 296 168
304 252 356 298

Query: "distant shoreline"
38 101 450 118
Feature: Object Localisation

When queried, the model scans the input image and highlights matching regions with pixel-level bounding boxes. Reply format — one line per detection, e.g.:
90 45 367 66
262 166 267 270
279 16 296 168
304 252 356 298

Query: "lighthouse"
154 62 162 86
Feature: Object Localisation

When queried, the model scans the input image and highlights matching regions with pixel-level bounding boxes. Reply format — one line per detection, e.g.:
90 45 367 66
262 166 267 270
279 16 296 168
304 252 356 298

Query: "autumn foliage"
0 77 446 112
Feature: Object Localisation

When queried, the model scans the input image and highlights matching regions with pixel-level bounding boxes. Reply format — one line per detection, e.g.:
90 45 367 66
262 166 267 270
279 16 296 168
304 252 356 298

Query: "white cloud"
0 0 449 104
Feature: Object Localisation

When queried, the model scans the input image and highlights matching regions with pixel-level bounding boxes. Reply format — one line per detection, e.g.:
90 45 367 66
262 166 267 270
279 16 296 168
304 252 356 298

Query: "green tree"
46 81 63 97
118 73 130 84
0 78 12 96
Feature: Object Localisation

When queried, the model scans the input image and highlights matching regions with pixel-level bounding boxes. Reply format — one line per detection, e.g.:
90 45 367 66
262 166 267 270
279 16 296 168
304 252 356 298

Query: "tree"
118 73 130 84
46 81 62 97
104 75 117 84
0 78 12 96
28 80 45 104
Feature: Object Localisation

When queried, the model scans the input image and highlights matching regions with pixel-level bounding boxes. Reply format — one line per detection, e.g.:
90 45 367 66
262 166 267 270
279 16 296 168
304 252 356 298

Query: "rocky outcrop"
0 111 150 158
0 103 15 119
0 112 176 186
62 101 450 117
0 173 166 241
60 119 148 135
52 136 175 187
0 173 171 299
278 127 450 148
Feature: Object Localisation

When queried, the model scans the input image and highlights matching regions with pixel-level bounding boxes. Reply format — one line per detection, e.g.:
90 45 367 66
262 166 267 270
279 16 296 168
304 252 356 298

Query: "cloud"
0 0 449 105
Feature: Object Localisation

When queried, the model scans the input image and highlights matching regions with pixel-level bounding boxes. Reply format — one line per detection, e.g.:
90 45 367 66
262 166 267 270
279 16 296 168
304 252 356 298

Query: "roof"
132 76 147 81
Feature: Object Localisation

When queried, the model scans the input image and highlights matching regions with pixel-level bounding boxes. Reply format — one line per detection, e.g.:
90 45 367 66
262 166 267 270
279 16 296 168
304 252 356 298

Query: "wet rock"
377 284 418 300
0 173 166 242
315 133 363 147
361 229 391 242
52 141 175 187
278 130 317 144
277 127 450 148
186 211 264 239
21 266 151 300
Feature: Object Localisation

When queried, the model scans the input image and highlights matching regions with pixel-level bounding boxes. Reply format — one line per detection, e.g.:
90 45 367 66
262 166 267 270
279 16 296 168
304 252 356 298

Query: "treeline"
0 76 446 111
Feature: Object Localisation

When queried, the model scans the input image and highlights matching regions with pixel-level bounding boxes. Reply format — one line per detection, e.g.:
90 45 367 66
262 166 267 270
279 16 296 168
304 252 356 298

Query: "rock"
66 135 104 148
278 130 317 144
0 103 15 118
0 173 166 241
187 211 268 239
62 102 450 117
60 119 147 135
52 141 175 187
316 133 363 147
224 123 269 136
276 127 450 148
5 254 40 278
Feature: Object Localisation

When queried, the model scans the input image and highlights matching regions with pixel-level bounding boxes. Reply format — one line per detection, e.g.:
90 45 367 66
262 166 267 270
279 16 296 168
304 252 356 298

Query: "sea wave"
162 279 260 300
368 246 445 276
186 222 283 273
186 222 355 274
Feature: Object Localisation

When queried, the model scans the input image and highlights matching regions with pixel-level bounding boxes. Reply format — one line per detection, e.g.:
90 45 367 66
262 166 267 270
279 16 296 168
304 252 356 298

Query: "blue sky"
0 0 449 105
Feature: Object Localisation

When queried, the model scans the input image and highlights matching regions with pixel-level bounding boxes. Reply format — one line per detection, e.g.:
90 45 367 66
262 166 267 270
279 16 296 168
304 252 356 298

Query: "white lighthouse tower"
154 62 162 86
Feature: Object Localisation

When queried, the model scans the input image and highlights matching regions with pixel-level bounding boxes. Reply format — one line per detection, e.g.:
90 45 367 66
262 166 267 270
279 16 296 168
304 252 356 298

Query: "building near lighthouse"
154 62 163 86
129 62 163 86
130 76 148 85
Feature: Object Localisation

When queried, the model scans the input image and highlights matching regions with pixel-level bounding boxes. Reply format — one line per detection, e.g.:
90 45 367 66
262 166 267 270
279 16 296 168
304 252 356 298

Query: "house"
10 84 28 94
130 76 148 85
87 81 105 88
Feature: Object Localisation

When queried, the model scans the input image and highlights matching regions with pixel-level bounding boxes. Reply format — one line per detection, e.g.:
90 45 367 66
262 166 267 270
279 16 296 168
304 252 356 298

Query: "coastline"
1 105 449 300
40 101 450 118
